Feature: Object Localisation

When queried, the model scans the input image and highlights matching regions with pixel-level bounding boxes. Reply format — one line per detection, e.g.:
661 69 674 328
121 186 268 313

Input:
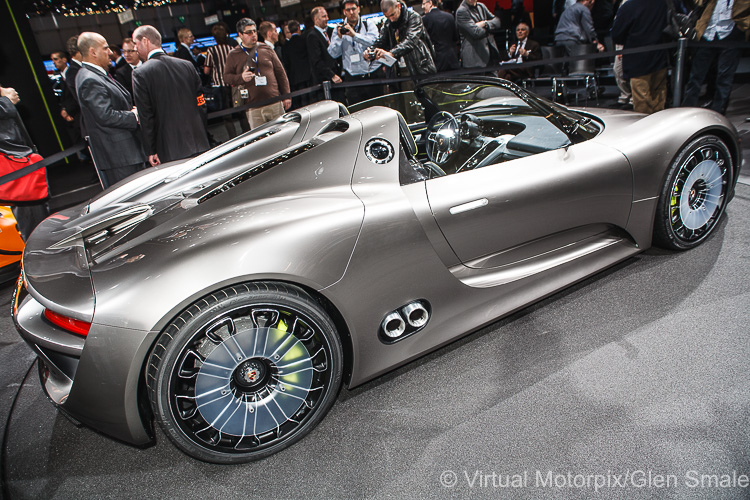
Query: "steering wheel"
425 111 460 166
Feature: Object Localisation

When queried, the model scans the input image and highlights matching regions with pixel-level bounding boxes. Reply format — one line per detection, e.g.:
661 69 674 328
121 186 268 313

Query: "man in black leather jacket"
365 0 437 76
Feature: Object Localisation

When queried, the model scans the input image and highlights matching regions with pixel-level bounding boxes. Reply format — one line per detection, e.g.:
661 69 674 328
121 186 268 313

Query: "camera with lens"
338 22 353 36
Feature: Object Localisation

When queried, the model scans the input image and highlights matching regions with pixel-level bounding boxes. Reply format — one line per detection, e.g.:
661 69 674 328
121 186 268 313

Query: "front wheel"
146 282 343 463
653 134 733 250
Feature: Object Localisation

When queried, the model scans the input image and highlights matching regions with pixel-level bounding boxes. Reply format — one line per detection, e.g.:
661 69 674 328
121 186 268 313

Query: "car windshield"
415 78 600 142
350 78 599 140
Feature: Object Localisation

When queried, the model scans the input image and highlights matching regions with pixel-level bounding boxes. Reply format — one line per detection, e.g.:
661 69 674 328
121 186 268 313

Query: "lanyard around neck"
240 44 259 74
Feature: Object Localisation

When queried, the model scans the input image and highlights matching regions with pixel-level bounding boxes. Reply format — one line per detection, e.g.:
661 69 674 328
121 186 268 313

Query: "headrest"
397 112 417 158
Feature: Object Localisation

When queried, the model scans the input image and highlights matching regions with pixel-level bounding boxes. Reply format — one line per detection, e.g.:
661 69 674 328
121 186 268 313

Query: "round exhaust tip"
382 311 406 338
402 301 429 328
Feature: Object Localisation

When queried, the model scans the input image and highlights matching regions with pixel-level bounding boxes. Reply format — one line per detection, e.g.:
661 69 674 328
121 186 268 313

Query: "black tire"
146 282 343 464
653 134 733 251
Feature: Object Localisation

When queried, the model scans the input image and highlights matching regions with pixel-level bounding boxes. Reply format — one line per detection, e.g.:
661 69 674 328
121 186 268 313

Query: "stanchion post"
322 81 332 100
673 37 688 108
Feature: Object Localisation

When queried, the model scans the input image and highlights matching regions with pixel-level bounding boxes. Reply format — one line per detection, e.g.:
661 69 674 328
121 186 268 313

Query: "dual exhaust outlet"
380 299 431 342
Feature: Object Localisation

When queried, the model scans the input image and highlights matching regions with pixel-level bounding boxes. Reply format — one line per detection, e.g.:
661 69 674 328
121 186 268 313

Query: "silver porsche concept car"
14 77 740 463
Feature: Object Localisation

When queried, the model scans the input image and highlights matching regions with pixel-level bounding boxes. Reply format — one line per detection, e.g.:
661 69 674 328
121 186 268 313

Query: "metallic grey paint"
13 78 740 451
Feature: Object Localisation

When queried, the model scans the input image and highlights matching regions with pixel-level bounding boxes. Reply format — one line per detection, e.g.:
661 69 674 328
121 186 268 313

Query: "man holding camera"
328 0 384 105
223 18 291 129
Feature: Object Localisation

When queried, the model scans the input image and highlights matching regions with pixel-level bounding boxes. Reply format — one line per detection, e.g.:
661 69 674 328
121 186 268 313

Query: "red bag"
0 153 49 204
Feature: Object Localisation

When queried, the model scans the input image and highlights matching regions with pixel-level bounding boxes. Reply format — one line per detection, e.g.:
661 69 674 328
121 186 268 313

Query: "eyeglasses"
241 29 257 35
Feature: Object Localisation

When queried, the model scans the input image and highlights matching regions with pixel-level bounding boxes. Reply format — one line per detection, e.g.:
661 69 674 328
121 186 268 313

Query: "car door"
425 139 633 269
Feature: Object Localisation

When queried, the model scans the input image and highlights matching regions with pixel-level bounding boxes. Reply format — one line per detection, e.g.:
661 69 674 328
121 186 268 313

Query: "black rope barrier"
4 37 746 189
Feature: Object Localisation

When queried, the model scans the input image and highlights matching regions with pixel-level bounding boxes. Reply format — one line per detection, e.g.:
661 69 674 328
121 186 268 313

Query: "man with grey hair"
223 18 291 129
132 25 209 166
364 0 436 76
75 32 146 188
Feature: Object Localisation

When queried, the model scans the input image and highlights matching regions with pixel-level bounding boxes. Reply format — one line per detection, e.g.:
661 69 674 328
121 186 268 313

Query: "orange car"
0 206 24 283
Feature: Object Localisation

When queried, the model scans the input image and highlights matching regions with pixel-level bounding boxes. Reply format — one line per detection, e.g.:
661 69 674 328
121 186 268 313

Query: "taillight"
43 308 91 336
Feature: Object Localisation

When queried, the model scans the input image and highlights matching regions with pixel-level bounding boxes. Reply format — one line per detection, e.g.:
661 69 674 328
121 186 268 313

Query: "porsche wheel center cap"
234 359 269 390
688 179 706 210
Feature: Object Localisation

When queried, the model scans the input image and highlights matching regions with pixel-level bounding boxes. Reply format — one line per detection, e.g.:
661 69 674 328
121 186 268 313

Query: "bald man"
75 32 147 188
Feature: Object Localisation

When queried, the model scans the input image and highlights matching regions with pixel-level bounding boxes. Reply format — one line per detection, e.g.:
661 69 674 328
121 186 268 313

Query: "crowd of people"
35 0 750 194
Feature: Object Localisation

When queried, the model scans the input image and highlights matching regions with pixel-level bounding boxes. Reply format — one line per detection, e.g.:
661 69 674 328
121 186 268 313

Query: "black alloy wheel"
147 282 343 463
653 134 732 250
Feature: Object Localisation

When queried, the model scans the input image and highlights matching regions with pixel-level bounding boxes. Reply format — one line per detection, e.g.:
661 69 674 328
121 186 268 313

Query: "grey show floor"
1 91 749 499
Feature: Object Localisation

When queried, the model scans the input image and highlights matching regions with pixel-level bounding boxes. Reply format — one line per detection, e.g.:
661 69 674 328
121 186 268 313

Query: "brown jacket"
223 43 290 104
695 0 750 38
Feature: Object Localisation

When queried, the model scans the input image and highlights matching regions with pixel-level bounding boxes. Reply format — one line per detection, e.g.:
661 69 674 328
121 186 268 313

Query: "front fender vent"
197 141 319 204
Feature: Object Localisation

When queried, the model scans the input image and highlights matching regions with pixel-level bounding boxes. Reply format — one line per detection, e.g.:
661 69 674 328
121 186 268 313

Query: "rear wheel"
147 282 343 463
653 135 732 250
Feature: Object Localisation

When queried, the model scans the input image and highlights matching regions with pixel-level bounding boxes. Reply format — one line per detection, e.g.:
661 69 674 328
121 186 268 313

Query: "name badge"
255 75 267 86
350 54 361 63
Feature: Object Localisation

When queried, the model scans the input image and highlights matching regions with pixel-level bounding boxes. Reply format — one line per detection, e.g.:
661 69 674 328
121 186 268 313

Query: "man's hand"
149 154 161 166
332 74 343 84
341 23 355 37
596 42 605 53
283 98 291 110
241 67 254 82
365 48 392 61
131 106 139 123
0 87 20 105
61 109 74 122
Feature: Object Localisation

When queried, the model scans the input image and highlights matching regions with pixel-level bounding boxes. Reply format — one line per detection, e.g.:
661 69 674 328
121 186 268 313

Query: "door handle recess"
449 198 489 215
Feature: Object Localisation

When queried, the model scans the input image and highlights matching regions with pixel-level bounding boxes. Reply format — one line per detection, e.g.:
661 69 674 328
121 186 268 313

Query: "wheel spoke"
177 349 203 379
251 308 279 328
205 316 236 343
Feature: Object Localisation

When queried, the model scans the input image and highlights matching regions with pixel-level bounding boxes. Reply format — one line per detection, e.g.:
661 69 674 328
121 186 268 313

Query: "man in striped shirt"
204 23 247 137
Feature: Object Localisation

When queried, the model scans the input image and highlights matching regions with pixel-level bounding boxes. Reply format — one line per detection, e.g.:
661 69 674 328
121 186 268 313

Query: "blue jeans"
682 27 743 114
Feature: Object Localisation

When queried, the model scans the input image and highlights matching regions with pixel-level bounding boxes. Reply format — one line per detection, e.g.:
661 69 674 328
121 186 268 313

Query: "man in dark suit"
497 22 542 82
174 28 201 74
114 37 141 97
132 25 210 166
421 0 460 72
61 36 84 138
108 45 126 76
282 20 313 108
307 6 343 101
75 32 147 188
51 50 82 148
